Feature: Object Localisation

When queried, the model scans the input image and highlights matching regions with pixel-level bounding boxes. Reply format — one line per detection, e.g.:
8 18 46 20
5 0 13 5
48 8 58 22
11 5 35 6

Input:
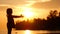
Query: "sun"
22 7 34 18
22 11 33 18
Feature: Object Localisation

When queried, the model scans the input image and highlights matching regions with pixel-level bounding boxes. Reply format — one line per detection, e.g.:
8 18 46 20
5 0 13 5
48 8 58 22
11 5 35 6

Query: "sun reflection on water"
14 30 51 34
25 30 31 34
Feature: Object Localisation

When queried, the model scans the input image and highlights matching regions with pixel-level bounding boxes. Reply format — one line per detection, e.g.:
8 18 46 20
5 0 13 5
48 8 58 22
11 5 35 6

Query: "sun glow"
22 7 34 18
22 11 33 18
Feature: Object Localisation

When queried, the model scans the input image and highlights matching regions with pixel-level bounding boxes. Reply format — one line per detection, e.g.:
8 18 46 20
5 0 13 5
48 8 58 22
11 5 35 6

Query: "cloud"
0 4 16 11
31 0 60 9
1 0 60 10
0 0 52 12
26 0 51 2
0 4 10 6
0 0 51 6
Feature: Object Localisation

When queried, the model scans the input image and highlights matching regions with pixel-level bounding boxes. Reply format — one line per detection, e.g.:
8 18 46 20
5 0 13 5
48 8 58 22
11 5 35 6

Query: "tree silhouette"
16 10 60 30
46 10 60 30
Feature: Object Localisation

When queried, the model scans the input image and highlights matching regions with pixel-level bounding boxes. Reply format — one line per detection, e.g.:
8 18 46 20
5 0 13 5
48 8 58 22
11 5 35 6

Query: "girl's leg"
8 27 12 34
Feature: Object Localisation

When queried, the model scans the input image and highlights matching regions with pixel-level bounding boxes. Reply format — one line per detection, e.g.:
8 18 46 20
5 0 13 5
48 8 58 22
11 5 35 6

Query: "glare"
22 7 34 18
25 30 31 34
23 11 33 18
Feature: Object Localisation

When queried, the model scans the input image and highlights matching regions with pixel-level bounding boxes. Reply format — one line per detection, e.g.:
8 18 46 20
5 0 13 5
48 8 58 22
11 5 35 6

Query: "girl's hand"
20 14 24 17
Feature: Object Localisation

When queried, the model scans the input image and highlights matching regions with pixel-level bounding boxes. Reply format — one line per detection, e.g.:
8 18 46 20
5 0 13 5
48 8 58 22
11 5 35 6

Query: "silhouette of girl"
6 8 23 34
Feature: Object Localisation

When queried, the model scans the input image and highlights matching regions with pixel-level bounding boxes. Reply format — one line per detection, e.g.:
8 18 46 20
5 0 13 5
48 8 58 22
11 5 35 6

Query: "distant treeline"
16 10 60 30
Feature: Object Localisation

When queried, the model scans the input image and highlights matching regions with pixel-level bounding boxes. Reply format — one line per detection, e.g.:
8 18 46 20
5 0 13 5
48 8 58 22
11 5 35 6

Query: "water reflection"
13 30 60 34
25 30 31 34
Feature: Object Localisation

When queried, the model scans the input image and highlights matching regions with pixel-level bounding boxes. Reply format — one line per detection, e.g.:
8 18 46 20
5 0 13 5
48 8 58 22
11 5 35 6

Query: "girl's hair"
7 8 12 14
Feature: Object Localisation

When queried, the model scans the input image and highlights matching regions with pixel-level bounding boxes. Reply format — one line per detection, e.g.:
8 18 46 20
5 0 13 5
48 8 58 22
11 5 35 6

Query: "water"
0 30 60 34
12 30 60 34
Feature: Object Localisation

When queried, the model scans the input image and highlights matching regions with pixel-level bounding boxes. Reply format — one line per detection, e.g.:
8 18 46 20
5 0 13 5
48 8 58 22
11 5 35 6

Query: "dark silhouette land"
16 10 60 30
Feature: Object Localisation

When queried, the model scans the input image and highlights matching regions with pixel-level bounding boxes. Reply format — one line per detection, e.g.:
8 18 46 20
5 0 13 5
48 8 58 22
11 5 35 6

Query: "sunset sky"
0 0 60 34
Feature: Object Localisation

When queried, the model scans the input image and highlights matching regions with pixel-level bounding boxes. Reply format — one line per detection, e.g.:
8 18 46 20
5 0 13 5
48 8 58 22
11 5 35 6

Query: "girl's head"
7 8 13 15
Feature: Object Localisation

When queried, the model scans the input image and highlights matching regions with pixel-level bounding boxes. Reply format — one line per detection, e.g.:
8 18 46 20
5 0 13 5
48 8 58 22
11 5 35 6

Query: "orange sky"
0 0 60 34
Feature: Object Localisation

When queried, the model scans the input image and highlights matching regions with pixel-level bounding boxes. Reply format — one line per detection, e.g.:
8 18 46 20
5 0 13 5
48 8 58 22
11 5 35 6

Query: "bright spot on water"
25 30 31 34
